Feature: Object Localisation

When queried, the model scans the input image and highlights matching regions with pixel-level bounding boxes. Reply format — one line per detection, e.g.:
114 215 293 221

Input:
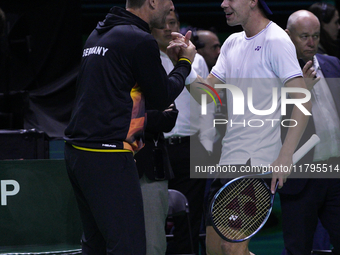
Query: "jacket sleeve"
132 37 191 111
145 103 178 133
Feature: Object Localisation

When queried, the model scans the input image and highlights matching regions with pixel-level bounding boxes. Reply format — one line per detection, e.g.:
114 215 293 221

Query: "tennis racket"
210 134 320 242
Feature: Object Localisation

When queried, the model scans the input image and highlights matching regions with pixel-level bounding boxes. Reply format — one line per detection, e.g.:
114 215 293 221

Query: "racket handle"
292 134 320 164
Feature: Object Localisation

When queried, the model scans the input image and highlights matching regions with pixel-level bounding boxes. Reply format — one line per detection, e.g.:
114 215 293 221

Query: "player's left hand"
270 154 293 194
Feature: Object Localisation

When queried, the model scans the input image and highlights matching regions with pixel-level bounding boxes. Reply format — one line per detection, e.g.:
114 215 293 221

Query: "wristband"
178 57 192 65
185 67 198 85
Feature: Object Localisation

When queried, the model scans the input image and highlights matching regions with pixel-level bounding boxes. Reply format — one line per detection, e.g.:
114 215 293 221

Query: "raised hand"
302 60 320 91
167 30 196 64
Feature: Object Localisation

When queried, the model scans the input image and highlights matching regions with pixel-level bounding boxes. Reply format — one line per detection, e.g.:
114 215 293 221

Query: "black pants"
166 136 209 255
280 178 340 255
64 143 146 255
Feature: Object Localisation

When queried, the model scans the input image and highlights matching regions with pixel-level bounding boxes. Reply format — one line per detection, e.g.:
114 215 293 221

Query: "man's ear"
147 0 156 10
250 0 257 10
285 28 291 37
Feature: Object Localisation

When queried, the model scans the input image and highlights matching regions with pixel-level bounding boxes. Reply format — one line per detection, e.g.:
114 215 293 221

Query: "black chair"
166 189 195 255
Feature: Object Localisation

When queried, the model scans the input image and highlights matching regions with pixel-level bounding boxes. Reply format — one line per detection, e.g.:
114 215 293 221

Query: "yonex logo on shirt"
255 46 262 51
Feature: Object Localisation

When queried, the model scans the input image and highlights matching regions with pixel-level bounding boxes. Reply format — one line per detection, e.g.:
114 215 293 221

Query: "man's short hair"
126 0 146 9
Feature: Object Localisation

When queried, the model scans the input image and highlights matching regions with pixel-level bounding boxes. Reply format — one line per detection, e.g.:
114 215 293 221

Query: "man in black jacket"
64 0 196 254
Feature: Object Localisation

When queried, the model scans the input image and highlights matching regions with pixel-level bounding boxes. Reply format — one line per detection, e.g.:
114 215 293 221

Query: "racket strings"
233 186 271 239
214 188 269 239
212 179 264 216
216 189 270 237
212 179 255 214
215 181 270 229
212 179 256 236
211 178 271 241
231 187 269 239
214 181 267 238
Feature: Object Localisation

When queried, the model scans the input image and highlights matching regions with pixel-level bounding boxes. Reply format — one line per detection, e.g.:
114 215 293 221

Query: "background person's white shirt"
311 56 340 161
162 52 215 153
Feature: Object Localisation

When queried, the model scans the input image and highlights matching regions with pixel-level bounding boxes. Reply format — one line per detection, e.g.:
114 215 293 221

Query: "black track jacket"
64 7 191 152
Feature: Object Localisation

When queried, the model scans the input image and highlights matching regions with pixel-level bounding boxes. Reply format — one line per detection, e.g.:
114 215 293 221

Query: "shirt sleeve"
132 37 191 111
192 53 209 79
267 35 303 84
145 105 178 133
211 38 229 83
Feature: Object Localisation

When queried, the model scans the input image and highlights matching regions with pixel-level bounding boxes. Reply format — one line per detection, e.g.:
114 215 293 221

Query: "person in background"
192 29 221 72
63 0 196 253
134 11 184 255
309 2 340 59
155 9 215 255
190 26 224 249
280 10 340 255
135 99 178 255
191 28 224 168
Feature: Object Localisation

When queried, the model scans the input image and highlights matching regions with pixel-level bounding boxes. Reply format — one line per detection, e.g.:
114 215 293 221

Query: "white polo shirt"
211 21 302 166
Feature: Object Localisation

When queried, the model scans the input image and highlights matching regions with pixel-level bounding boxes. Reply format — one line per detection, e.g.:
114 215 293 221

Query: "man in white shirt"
168 0 311 254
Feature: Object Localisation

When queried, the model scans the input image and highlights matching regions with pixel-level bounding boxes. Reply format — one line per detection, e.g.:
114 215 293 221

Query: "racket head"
210 176 274 242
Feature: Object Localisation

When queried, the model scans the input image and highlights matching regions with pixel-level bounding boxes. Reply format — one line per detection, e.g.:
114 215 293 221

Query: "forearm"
280 76 313 158
145 107 178 133
280 102 312 158
270 77 312 191
134 40 190 111
185 73 222 104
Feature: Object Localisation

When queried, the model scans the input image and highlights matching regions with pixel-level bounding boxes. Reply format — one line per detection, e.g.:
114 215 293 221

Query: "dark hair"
173 9 180 23
126 0 146 9
309 2 337 23
0 8 5 36
309 2 339 57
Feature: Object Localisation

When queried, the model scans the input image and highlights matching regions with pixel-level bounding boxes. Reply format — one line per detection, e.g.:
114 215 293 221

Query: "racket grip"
292 134 320 164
